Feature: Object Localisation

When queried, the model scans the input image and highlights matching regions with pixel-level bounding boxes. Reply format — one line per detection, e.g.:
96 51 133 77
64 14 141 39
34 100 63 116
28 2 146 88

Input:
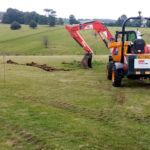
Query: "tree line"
1 9 150 27
1 8 78 26
68 14 150 27
2 8 64 26
106 14 150 27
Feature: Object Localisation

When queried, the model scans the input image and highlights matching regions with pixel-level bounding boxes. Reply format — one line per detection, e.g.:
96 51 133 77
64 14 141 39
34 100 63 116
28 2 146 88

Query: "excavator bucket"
81 53 92 69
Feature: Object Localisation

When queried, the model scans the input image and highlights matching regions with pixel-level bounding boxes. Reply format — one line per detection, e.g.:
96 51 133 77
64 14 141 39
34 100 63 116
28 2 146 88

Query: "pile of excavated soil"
7 59 18 64
7 59 70 72
26 62 70 72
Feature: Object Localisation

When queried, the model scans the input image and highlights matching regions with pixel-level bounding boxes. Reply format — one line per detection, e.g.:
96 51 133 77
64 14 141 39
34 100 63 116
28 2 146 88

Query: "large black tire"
107 62 113 80
112 65 122 87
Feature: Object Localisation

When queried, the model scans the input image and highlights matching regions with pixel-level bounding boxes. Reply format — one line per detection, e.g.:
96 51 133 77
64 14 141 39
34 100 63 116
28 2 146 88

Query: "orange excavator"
65 16 150 87
65 20 113 68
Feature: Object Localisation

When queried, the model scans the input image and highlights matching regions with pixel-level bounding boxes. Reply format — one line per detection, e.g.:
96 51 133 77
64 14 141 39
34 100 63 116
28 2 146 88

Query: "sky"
1 0 150 19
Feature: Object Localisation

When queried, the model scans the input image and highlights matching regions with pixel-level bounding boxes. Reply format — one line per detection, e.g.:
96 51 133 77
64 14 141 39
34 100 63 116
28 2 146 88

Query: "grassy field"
0 24 150 56
0 55 150 150
0 24 150 149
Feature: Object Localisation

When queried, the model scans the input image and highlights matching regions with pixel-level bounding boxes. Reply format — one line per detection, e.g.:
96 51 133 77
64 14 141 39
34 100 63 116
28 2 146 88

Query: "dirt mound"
26 61 70 72
6 59 70 72
7 59 18 64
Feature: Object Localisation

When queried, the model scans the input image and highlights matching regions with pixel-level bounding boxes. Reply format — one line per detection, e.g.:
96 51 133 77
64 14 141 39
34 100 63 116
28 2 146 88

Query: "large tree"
2 8 54 25
38 15 48 25
116 14 127 26
44 9 52 17
44 9 57 26
69 14 79 25
24 11 39 24
2 8 24 24
49 10 56 27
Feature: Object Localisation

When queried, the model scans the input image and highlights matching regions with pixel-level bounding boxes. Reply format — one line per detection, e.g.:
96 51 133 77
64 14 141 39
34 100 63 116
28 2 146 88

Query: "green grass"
0 24 117 55
0 24 149 56
0 55 149 150
0 24 81 55
0 24 150 149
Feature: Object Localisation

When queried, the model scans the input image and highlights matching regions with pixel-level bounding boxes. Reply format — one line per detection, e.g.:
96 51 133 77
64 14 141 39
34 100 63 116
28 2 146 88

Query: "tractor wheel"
107 62 113 80
112 65 122 87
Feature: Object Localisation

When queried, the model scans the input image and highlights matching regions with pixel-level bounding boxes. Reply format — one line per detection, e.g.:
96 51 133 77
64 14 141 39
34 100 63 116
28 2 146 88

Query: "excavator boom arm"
65 20 113 53
65 25 93 53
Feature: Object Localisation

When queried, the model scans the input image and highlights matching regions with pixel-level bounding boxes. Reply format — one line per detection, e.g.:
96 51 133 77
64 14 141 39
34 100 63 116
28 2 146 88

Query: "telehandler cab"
108 16 150 87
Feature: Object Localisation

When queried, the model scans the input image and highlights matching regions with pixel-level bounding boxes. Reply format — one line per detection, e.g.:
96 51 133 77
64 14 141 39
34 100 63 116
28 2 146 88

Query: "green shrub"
29 20 37 29
10 21 21 30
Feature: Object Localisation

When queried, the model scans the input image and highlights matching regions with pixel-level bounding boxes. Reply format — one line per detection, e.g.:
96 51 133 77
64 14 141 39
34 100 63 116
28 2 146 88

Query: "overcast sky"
1 0 149 19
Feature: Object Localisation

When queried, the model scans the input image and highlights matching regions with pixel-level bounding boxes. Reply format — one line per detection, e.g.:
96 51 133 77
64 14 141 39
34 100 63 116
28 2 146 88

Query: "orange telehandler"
65 16 150 87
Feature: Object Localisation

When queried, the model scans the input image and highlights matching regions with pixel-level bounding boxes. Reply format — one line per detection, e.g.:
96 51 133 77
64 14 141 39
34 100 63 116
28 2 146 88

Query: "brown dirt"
26 61 70 72
7 59 18 64
6 59 70 72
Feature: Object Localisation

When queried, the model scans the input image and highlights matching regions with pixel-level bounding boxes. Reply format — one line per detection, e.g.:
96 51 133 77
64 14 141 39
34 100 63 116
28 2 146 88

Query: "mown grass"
0 56 149 150
0 24 150 56
0 24 80 55
0 24 150 149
